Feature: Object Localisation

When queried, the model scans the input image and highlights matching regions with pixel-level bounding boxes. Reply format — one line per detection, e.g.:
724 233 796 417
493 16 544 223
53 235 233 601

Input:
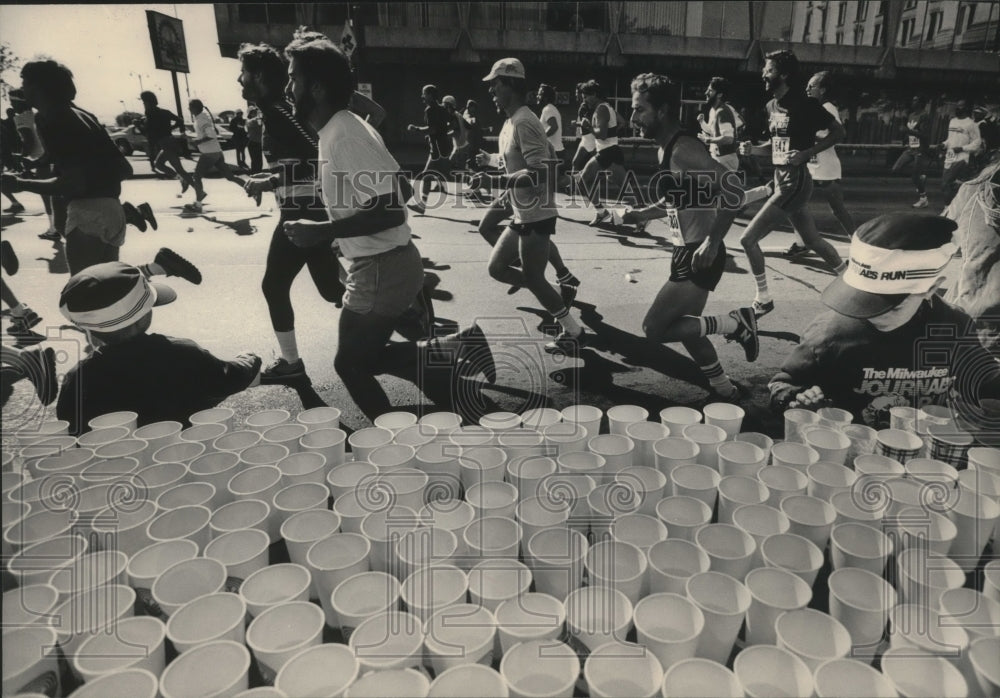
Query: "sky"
0 4 245 123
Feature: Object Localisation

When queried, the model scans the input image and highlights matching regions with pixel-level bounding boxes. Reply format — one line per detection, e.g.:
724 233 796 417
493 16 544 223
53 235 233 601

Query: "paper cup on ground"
695 523 756 582
333 490 369 535
587 483 641 540
395 424 439 449
804 427 852 466
828 567 898 654
808 461 858 501
735 430 774 454
204 528 270 592
72 669 158 698
459 447 508 491
843 424 878 461
889 604 973 691
359 506 419 576
348 426 394 461
655 495 712 543
213 429 262 454
969 446 1000 476
907 457 959 487
986 560 1000 604
659 406 701 434
881 646 969 698
957 468 1000 540
246 600 325 685
210 498 273 542
669 463 720 510
494 592 566 655
133 420 183 452
896 548 965 609
703 403 744 441
634 592 704 673
876 428 924 464
624 421 671 471
717 441 767 480
717 475 768 524
346 668 430 698
817 406 853 430
432 664 508 698
781 494 837 550
525 526 588 600
681 424 726 471
328 460 378 500
892 506 958 556
733 645 813 698
608 405 649 436
969 636 1000 697
757 463 809 506
585 640 663 698
307 532 371 626
507 456 557 501
151 557 226 617
244 408 290 433
469 558 532 613
831 521 893 575
180 423 231 449
831 489 887 530
156 481 216 510
350 609 425 672
588 434 635 483
368 443 417 472
76 425 131 451
518 407 560 431
814 658 898 697
239 563 312 621
2 584 60 633
126 538 199 615
332 570 401 641
745 566 812 645
47 549 127 606
375 410 419 433
2 626 60 697
611 513 668 556
419 499 475 536
940 587 1000 641
556 450 605 479
276 452 327 488
88 410 139 432
189 406 235 429
133 461 188 503
78 455 139 484
784 408 819 443
541 472 596 534
771 441 820 471
296 405 341 431
146 504 212 552
3 508 78 554
300 428 347 474
160 640 250 698
562 404 603 440
423 603 496 674
464 516 522 561
166 592 246 653
542 422 589 455
660 659 741 698
394 526 457 580
281 508 340 599
272 482 329 524
274 643 357 698
685 571 750 664
775 607 851 671
151 440 205 468
652 437 700 483
564 585 634 656
73 615 166 681
647 539 710 596
516 496 570 546
496 427 544 462
946 488 1000 571
616 466 666 516
51 583 136 662
92 500 157 557
761 532 824 587
449 425 495 449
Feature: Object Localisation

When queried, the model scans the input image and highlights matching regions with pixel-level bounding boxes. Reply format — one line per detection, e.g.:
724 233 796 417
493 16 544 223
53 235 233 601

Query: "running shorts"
769 165 813 212
509 217 556 237
669 241 727 292
343 241 424 317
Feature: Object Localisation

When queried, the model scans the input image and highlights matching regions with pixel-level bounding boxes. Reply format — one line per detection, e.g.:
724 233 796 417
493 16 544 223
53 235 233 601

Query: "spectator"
229 109 248 170
246 107 264 174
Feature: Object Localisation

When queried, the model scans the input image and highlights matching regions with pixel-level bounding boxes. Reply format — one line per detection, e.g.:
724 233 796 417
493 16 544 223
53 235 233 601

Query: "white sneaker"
912 196 928 209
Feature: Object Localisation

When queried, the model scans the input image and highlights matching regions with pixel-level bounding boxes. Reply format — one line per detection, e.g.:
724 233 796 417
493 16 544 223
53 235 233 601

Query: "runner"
2 240 44 341
622 72 758 400
537 83 566 170
443 95 471 170
9 89 56 237
138 91 199 199
471 57 586 354
575 80 627 226
406 84 452 214
569 82 596 174
891 95 932 209
699 77 740 172
939 98 982 207
738 50 847 318
804 71 855 239
246 107 264 173
184 98 245 214
281 35 495 421
229 109 248 170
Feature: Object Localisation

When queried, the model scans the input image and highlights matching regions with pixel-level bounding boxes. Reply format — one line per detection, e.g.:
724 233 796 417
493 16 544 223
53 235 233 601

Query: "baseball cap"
442 95 457 108
59 262 176 332
483 58 525 82
821 214 957 319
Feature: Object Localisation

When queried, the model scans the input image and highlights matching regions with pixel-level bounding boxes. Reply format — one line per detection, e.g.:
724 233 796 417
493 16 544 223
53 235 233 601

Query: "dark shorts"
813 179 839 189
594 145 625 169
509 217 556 237
769 165 813 212
670 241 727 292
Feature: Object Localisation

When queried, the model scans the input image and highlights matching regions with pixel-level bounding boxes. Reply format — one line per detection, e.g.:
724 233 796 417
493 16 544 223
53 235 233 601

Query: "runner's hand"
475 150 492 167
244 177 273 197
467 172 489 191
789 386 827 409
786 150 810 167
283 219 328 248
739 141 753 155
692 238 720 271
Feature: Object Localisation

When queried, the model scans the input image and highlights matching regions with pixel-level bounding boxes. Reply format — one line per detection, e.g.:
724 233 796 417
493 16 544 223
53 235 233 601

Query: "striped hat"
59 262 176 332
822 214 957 318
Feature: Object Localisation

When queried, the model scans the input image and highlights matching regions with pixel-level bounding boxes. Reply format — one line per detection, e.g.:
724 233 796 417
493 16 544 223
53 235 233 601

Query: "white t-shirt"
193 112 222 154
13 110 44 159
540 104 564 153
944 117 981 166
594 102 618 151
807 102 843 181
318 110 410 260
498 105 557 225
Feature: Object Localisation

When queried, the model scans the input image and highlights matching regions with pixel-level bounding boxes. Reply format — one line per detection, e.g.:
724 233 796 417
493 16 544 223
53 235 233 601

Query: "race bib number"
772 137 791 165
908 136 920 149
665 207 684 245
944 149 956 166
809 152 819 165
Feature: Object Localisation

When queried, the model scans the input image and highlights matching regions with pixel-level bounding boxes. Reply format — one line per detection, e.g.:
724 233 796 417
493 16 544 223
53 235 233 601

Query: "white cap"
483 58 525 82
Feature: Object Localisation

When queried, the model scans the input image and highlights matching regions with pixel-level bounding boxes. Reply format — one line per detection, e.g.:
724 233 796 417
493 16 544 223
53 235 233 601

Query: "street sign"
146 10 189 73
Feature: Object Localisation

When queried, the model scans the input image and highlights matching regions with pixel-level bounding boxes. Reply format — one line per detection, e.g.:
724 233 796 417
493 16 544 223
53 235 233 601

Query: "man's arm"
2 166 88 197
283 191 405 247
543 112 559 138
591 103 612 140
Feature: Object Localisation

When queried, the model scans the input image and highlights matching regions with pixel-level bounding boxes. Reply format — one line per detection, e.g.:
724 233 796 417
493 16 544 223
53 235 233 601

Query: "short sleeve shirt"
766 92 835 166
807 102 843 181
318 109 410 260
540 104 564 153
708 105 737 158
498 105 557 225
193 112 222 154
144 107 176 145
36 106 125 200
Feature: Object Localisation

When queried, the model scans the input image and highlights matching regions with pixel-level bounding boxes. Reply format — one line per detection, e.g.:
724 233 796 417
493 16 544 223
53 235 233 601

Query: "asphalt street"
1 154 961 435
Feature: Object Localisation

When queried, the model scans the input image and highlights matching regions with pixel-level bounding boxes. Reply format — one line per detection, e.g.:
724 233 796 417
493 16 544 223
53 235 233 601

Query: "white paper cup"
464 516 522 561
246 600 325 684
744 566 812 646
940 587 1000 641
3 508 78 554
647 538 710 596
889 604 972 686
516 496 570 546
680 424 726 471
969 636 1000 697
332 570 401 640
784 408 819 443
73 615 166 681
881 646 969 698
156 481 217 511
167 591 247 653
151 557 226 617
300 428 347 473
394 526 457 580
685 571 750 664
449 425 495 449
540 472 596 535
126 538 199 615
133 461 188 503
624 421 670 471
372 410 417 434
333 490 369 535
669 463 720 509
2 625 60 697
695 523 756 582
771 441 820 471
494 592 566 655
295 405 341 431
190 406 236 429
610 513 668 556
272 482 329 524
587 483 641 539
986 560 1000 604
542 422 589 455
703 403 744 441
146 504 212 552
307 532 371 625
717 475 768 524
368 443 417 472
830 522 893 577
468 558 532 613
735 430 774 456
160 640 251 698
607 405 649 436
562 405 603 440
465 480 516 520
957 468 1000 542
274 452 326 488
855 453 905 476
655 495 712 543
843 424 878 462
660 658 741 698
228 464 283 503
831 489 886 530
716 441 767 480
204 528 270 592
588 434 635 483
817 406 853 430
584 640 663 698
615 466 666 516
78 455 139 484
808 461 858 502
413 441 462 501
659 406 701 434
210 498 273 542
814 657 898 697
73 668 159 698
280 508 340 600
517 407 559 431
459 446 508 491
347 668 430 698
889 406 920 432
733 644 814 698
396 423 439 449
348 426 394 461
6 532 88 589
946 488 1000 571
896 548 966 609
51 583 136 662
780 494 837 551
238 564 312 626
152 440 206 467
2 583 59 633
419 499 475 536
478 411 520 434
179 422 228 447
634 592 704 673
273 643 358 697
507 456 557 501
90 499 156 558
803 427 852 466
827 567 898 654
133 420 183 452
431 664 508 698
213 429 262 454
907 457 959 487
556 450 605 478
423 603 496 675
564 585 634 655
775 607 851 671
525 526 588 599
416 411 462 435
77 425 131 450
757 463 809 506
969 446 1000 476
761 532 824 587
652 437 700 484
88 410 139 432
350 609 425 672
892 505 958 556
328 460 378 501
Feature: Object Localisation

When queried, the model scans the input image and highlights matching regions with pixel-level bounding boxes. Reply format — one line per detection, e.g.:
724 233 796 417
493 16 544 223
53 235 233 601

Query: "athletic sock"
701 361 737 397
137 263 163 278
554 265 569 279
699 315 739 337
556 269 579 286
46 213 55 232
552 306 582 335
10 303 26 318
275 331 300 363
753 273 771 303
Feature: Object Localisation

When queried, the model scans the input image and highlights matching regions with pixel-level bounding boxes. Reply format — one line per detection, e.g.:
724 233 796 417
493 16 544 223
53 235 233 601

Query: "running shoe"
154 248 202 285
589 209 611 226
710 380 749 404
634 220 648 235
122 202 147 232
3 203 25 214
138 203 158 231
407 201 427 215
38 230 61 241
260 357 306 385
726 307 760 362
782 242 808 257
1 240 18 275
181 178 190 195
752 299 774 319
544 329 588 355
912 195 929 209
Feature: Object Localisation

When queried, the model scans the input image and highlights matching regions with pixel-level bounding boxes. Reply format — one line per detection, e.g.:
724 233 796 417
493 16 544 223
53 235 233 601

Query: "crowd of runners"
1 32 998 433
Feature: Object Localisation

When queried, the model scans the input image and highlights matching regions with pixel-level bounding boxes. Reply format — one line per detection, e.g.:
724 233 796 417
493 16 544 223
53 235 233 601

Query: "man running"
891 95 932 209
9 89 57 237
738 50 846 317
537 83 566 170
443 95 471 170
623 73 758 400
471 57 585 354
281 36 494 421
184 99 243 213
238 42 348 386
138 91 198 198
804 71 854 239
699 77 740 172
406 84 452 213
576 80 627 226
939 98 981 207
569 82 596 174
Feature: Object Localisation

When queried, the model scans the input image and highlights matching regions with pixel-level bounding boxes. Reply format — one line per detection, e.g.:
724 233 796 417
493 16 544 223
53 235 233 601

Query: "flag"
341 21 357 57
